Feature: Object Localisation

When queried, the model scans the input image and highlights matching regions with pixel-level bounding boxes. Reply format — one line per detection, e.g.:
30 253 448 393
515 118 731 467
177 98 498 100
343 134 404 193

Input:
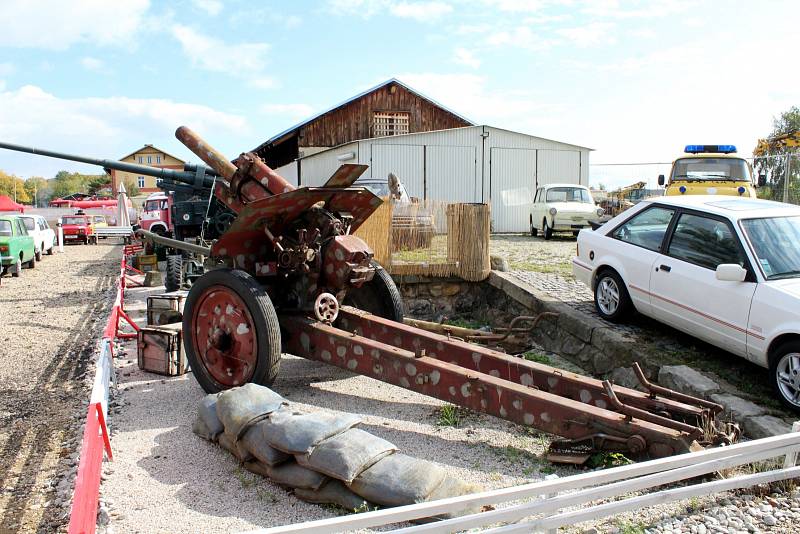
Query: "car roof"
542 183 589 189
640 195 800 219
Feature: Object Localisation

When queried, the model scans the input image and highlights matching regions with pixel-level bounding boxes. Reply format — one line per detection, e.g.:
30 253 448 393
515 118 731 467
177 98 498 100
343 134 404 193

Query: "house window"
147 155 152 164
374 111 410 137
138 156 143 163
156 177 162 185
156 155 161 164
138 176 146 188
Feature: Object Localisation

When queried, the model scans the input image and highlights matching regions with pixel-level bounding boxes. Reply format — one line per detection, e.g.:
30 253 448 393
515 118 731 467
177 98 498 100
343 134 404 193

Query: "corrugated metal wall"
291 125 589 232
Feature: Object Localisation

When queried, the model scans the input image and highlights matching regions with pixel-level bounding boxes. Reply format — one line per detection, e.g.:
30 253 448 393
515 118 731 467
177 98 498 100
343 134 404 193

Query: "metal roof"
253 78 476 152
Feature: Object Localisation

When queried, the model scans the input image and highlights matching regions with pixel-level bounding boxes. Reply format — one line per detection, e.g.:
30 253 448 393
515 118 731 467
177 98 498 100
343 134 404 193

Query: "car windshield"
0 220 11 236
93 216 104 223
672 158 752 182
21 217 35 231
62 217 85 225
546 187 592 203
741 216 800 279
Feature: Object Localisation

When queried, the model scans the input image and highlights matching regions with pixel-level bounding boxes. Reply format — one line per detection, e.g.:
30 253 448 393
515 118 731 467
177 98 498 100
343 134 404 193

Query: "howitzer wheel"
165 254 183 292
341 261 404 322
183 268 281 393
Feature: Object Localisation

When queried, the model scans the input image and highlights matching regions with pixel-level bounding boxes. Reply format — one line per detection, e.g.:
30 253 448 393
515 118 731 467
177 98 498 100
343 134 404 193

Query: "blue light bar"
684 144 737 154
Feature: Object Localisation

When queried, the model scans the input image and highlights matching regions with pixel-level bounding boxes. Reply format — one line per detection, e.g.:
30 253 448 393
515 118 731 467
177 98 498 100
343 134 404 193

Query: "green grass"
444 317 488 330
522 351 552 365
436 404 463 427
615 520 647 534
256 487 277 504
234 466 257 489
508 260 574 278
587 452 633 470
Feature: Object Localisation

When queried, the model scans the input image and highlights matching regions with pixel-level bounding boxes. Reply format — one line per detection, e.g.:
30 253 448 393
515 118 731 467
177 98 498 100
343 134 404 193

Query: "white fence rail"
243 426 800 534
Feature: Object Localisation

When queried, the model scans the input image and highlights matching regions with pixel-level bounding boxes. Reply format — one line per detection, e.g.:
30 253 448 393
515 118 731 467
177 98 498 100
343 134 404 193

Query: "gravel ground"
0 241 119 533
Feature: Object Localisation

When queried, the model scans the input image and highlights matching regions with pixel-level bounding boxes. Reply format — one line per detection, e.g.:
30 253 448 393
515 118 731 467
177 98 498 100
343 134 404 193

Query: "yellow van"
658 145 765 198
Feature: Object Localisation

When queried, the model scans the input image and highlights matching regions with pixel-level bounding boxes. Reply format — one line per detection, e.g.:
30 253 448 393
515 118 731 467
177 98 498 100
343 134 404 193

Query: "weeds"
588 452 633 470
522 351 552 365
436 404 463 427
353 502 379 514
234 466 257 489
615 520 647 534
256 487 277 504
445 317 487 330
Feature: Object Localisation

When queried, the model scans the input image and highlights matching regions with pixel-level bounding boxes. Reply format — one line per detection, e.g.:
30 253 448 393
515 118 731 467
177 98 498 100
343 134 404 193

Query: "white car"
20 215 56 260
530 183 604 240
573 195 800 410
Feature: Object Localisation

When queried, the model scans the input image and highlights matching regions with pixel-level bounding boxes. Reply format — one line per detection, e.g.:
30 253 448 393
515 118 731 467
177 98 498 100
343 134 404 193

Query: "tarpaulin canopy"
0 195 24 213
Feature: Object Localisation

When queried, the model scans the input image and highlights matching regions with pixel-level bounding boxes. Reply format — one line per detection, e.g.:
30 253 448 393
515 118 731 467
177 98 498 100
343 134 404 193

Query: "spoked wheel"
341 261 404 322
183 269 281 393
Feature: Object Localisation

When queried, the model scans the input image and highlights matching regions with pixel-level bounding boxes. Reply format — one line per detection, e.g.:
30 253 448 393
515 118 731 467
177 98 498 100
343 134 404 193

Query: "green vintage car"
0 215 36 277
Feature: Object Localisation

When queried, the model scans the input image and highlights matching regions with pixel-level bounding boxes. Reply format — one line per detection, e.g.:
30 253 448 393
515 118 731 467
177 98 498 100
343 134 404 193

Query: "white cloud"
453 47 480 69
260 104 315 120
0 84 249 177
327 0 452 21
556 22 615 47
192 0 223 16
0 0 150 50
80 57 104 71
580 0 692 19
389 1 452 21
248 78 278 90
485 26 554 51
0 63 14 76
479 0 547 12
172 25 271 76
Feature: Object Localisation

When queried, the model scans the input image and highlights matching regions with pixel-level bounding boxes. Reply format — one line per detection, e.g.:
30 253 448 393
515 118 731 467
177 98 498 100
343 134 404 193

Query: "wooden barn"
252 78 474 169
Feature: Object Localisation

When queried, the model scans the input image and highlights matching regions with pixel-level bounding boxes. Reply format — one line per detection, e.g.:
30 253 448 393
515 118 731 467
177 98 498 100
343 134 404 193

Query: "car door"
649 211 756 357
531 188 543 227
606 205 677 315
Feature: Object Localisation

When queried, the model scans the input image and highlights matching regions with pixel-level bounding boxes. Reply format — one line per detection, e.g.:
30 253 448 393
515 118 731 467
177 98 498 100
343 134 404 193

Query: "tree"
0 171 30 203
24 177 49 207
754 106 800 202
122 176 140 197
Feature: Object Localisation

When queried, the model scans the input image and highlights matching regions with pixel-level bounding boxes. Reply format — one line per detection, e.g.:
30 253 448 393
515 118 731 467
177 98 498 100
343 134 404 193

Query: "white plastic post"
783 421 800 468
57 223 64 253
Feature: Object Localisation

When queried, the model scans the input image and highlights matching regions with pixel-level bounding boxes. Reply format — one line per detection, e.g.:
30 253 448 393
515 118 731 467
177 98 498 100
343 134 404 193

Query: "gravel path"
0 241 119 533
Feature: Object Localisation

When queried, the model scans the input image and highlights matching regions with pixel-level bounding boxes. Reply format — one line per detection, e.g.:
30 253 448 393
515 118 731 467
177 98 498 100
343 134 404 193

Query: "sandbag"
294 479 375 512
216 383 285 438
423 476 483 521
261 409 362 454
193 393 223 441
241 421 292 466
348 453 447 507
297 428 397 483
258 460 329 490
218 432 253 462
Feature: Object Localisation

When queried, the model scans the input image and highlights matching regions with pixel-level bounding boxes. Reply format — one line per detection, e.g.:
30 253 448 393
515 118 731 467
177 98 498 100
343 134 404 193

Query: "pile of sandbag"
193 383 481 516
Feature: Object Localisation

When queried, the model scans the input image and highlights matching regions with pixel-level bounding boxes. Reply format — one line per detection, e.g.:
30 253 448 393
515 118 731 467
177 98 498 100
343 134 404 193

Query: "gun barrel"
0 140 218 188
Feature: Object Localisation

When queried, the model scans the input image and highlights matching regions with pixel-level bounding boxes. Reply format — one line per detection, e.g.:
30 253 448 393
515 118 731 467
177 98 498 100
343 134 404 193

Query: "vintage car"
61 213 97 245
20 214 56 260
530 183 604 240
573 195 800 410
0 215 36 277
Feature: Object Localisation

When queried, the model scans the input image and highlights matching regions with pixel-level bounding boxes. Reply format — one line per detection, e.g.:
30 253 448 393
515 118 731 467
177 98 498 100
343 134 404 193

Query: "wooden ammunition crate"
137 323 188 376
146 292 188 326
138 254 158 273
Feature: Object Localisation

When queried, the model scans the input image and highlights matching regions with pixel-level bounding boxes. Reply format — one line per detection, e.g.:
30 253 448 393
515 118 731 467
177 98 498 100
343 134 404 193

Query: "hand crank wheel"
183 268 281 393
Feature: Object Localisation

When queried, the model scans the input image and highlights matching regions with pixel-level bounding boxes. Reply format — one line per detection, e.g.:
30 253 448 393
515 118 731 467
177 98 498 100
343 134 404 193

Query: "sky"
0 0 796 189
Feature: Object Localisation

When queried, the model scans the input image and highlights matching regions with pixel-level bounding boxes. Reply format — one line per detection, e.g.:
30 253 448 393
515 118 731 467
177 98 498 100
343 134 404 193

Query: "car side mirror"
716 264 747 282
657 174 665 186
758 173 767 187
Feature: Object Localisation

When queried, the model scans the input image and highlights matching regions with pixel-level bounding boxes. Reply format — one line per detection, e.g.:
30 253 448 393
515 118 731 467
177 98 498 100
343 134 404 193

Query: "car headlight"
596 208 604 217
549 207 557 216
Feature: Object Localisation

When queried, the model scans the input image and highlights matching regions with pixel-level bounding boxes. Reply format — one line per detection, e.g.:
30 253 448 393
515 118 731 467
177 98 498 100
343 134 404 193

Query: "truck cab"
659 145 762 198
140 192 172 236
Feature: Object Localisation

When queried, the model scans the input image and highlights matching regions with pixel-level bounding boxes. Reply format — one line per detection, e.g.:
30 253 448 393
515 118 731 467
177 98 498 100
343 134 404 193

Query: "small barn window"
374 111 409 137
138 176 145 188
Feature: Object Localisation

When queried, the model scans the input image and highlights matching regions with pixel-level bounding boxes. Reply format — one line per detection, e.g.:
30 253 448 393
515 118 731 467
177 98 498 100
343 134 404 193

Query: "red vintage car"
61 214 97 245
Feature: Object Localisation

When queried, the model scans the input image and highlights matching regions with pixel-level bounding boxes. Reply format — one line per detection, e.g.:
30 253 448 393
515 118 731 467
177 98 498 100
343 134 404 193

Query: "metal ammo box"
136 323 188 376
146 292 188 326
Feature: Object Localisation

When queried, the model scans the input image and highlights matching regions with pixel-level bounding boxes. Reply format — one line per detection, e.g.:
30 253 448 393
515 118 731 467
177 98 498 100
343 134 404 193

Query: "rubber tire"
26 255 36 269
593 269 632 323
35 247 43 262
183 268 281 394
543 218 553 240
165 255 183 293
769 340 800 412
530 216 538 237
572 231 580 238
47 242 54 255
12 258 21 278
342 262 404 322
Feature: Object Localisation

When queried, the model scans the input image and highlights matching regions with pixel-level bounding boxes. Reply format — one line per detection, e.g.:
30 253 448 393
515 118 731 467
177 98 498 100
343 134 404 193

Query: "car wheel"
530 216 538 237
47 243 54 255
769 340 800 412
12 258 22 277
27 254 36 268
572 231 580 238
35 247 43 262
594 269 632 322
543 218 553 241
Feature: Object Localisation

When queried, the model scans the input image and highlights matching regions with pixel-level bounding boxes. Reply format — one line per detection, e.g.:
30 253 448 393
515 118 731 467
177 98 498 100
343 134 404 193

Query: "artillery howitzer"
0 129 736 461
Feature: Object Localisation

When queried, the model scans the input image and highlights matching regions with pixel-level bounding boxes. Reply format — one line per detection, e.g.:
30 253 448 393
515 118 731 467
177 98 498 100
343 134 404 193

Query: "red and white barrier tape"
68 253 141 534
